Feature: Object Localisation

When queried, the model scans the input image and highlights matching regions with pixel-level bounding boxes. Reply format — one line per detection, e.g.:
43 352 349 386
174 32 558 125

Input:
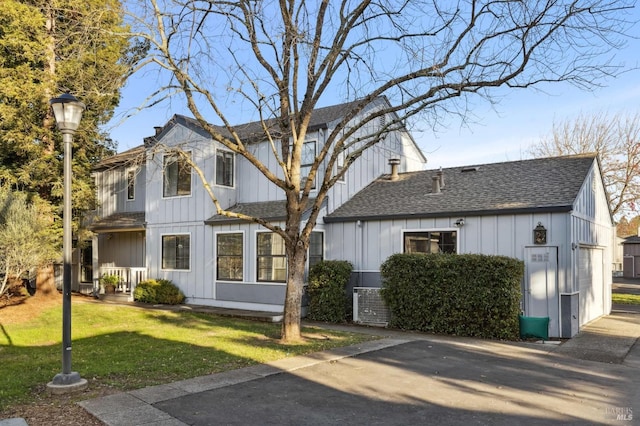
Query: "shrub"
381 253 523 340
134 279 185 305
306 260 353 322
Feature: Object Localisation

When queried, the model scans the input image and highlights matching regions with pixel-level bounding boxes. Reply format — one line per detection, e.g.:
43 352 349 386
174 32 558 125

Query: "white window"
216 150 234 187
126 168 135 200
257 232 287 282
336 150 345 183
403 231 457 254
300 140 316 189
163 153 191 197
217 232 243 280
162 234 190 270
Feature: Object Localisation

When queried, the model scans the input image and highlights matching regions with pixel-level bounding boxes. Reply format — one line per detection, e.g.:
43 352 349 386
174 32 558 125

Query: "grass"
612 293 640 305
0 300 374 410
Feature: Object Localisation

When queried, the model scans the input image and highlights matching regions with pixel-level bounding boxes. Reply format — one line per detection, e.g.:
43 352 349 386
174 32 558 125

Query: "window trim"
256 231 288 283
162 151 192 198
215 231 244 281
215 149 235 188
126 167 136 201
161 233 191 271
401 228 459 254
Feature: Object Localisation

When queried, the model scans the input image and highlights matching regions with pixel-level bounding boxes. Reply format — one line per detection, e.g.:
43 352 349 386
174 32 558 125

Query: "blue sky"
106 9 640 169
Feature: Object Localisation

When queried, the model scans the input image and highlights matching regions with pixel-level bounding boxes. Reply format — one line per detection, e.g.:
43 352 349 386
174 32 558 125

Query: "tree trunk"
281 243 307 342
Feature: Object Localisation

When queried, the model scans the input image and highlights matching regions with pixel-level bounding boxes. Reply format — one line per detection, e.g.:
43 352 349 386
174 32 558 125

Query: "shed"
622 235 640 278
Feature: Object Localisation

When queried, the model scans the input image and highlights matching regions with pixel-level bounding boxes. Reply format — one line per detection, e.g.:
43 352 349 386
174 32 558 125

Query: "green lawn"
612 293 640 305
0 300 374 410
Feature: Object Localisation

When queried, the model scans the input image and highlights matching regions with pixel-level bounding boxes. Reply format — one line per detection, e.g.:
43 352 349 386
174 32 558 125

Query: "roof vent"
461 166 480 172
388 158 400 181
437 167 445 188
432 175 441 193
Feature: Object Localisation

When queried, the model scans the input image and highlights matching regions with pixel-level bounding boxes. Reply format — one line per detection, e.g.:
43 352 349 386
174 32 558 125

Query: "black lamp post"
47 93 88 393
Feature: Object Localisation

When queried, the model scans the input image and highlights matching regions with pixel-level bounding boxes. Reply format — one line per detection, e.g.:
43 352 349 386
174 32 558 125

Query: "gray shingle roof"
89 212 146 232
93 145 145 171
324 154 598 223
623 236 640 244
151 99 371 145
205 199 319 225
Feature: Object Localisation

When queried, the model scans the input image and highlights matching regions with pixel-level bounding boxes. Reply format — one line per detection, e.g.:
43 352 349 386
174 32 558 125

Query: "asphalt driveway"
79 312 640 426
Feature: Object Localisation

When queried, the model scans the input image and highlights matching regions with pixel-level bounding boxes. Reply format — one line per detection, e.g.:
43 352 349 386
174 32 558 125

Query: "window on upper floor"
257 232 287 282
126 168 136 200
336 150 345 183
403 231 457 254
163 153 191 197
162 234 190 270
216 232 243 281
216 150 234 187
300 140 316 190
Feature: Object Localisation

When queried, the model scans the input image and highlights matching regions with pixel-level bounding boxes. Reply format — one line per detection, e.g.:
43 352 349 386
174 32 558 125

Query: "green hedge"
306 260 353 322
380 253 523 340
134 279 185 305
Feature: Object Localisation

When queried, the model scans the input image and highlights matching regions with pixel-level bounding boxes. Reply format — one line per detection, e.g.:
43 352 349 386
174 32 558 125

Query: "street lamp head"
50 93 85 133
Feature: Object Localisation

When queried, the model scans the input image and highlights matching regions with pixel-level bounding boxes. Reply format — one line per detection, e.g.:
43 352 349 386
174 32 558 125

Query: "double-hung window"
216 150 234 187
257 232 287 282
162 234 190 270
217 233 243 280
403 231 457 254
309 232 324 269
163 153 191 197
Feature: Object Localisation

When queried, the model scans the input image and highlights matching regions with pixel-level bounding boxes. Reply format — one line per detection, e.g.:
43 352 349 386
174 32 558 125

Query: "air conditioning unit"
353 287 390 326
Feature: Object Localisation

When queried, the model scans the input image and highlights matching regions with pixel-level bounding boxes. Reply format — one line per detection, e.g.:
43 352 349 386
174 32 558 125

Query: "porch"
97 266 147 302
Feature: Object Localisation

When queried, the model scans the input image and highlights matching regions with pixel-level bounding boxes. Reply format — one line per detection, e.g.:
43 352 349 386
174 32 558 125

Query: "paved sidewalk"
75 312 640 426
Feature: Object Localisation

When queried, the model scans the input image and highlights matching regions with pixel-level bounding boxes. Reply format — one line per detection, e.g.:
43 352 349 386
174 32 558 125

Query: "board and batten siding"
325 212 573 290
94 165 146 217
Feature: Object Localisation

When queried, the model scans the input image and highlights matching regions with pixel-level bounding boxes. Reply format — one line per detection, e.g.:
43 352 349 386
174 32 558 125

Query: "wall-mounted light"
454 218 465 227
534 222 547 245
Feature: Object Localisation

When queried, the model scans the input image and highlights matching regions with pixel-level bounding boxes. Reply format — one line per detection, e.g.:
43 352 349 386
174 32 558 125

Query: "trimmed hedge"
306 260 353 322
134 279 185 305
380 253 523 340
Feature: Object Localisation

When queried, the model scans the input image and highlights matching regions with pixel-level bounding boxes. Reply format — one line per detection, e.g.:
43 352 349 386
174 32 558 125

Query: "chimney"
388 158 401 181
437 167 445 189
432 175 441 193
154 126 163 136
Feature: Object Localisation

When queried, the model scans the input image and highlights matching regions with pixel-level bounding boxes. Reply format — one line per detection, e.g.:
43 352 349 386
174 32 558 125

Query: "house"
324 154 614 338
80 96 613 338
622 232 640 278
81 98 426 310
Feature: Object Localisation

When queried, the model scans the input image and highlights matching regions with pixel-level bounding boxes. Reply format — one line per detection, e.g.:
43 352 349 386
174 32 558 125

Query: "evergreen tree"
0 0 133 219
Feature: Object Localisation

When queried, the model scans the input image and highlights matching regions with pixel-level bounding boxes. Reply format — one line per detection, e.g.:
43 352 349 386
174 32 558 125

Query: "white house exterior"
84 98 426 311
324 154 614 338
82 97 612 338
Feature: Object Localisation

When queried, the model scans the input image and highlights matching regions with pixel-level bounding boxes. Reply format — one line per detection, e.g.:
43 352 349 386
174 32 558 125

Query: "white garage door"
578 247 604 326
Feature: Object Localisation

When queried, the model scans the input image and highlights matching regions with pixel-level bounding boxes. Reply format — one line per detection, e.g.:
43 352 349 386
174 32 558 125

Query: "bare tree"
124 0 635 341
529 111 640 218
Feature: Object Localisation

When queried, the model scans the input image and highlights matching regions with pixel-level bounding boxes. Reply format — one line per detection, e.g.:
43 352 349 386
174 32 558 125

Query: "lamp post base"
46 372 88 395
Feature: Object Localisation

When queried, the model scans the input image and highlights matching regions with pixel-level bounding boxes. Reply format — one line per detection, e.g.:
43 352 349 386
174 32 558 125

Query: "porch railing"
97 266 147 301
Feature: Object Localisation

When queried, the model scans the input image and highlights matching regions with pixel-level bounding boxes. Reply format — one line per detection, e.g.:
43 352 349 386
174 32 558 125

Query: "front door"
524 246 559 337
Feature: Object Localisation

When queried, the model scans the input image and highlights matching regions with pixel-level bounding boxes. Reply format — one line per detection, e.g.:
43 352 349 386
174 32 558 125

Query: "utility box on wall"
561 292 580 338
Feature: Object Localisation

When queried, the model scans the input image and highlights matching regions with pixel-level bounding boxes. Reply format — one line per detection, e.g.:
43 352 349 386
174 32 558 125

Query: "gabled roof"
623 236 640 244
89 212 146 232
93 145 145 171
151 99 374 145
205 199 318 225
324 154 598 223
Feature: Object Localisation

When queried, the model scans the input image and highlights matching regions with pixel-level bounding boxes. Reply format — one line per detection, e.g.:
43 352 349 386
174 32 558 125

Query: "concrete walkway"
74 311 640 426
